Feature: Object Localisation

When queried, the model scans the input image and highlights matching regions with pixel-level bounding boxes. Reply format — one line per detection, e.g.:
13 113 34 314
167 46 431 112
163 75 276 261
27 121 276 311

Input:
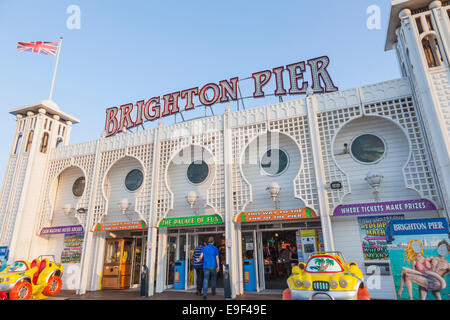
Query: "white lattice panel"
317 106 362 212
127 144 154 223
364 97 440 206
156 116 225 221
91 148 125 226
0 156 17 241
231 122 267 216
2 153 29 244
269 115 318 209
431 71 450 139
38 153 96 230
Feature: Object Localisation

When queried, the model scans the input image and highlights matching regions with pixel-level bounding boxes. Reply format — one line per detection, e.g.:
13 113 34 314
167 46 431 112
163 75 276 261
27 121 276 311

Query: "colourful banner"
0 246 8 272
237 208 317 223
61 233 84 264
40 225 84 235
386 218 450 300
158 214 223 228
358 215 404 261
334 199 437 217
95 220 146 232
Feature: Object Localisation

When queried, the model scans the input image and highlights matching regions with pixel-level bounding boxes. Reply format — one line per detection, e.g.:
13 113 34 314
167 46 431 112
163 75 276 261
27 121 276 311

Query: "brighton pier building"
0 0 449 299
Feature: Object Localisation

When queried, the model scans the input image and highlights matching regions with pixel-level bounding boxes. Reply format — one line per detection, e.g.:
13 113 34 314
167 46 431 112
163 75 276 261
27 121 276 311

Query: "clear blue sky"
0 0 399 182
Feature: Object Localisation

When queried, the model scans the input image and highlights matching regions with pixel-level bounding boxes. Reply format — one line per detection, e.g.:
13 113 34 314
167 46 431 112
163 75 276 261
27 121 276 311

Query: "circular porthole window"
72 177 86 197
125 169 144 192
260 149 289 176
187 160 210 185
350 134 386 164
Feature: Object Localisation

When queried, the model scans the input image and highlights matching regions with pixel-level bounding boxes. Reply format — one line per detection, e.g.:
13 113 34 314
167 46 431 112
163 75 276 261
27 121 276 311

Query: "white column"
76 135 103 295
223 106 242 297
305 92 335 252
146 122 163 296
155 228 168 293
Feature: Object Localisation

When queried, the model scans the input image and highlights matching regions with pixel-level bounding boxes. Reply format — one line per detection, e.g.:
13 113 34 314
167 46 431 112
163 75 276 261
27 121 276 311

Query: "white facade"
0 0 449 299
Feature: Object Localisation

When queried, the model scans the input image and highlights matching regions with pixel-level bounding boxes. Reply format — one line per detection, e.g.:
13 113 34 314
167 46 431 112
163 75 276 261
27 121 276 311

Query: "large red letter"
199 83 220 106
105 107 119 137
118 103 135 132
181 87 198 111
219 77 239 103
143 97 161 121
286 61 308 95
272 66 287 96
134 100 145 126
252 70 272 98
307 56 339 93
162 92 181 117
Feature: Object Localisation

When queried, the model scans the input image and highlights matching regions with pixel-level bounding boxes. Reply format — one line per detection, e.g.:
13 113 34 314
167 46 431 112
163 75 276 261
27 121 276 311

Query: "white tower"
0 100 79 261
386 0 450 217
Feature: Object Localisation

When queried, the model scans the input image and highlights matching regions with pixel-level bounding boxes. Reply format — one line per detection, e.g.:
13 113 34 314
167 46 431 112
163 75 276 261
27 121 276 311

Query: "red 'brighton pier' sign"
104 56 338 137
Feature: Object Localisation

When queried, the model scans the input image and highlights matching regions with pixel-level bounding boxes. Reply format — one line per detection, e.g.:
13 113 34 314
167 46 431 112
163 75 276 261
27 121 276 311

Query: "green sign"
158 214 223 228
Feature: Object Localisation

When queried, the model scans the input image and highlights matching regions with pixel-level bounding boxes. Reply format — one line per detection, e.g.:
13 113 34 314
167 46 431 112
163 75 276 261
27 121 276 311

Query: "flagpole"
48 36 63 101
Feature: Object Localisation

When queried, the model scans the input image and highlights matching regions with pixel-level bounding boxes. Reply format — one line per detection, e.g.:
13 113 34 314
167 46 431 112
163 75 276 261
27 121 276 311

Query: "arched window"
422 34 443 68
25 130 34 152
14 134 22 154
40 132 49 153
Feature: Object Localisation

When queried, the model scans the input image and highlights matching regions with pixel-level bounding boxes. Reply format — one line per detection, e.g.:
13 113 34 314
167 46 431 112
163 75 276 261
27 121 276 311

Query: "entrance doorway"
261 230 297 290
131 236 147 287
197 233 226 288
102 232 147 290
165 230 225 290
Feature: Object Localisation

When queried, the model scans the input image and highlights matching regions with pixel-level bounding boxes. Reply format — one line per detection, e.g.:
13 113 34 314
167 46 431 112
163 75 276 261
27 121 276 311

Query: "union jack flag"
16 41 60 56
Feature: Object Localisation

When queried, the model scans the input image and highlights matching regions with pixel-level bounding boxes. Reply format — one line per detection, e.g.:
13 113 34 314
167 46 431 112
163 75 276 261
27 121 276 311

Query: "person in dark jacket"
192 240 207 295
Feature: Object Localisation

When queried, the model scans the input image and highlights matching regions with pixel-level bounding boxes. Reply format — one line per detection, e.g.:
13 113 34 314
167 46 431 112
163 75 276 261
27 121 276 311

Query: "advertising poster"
0 246 8 271
61 233 84 264
295 232 304 263
358 215 404 261
386 218 450 300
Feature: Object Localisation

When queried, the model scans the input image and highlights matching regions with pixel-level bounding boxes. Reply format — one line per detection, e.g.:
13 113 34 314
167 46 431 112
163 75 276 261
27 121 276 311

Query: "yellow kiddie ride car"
286 252 370 300
0 255 63 300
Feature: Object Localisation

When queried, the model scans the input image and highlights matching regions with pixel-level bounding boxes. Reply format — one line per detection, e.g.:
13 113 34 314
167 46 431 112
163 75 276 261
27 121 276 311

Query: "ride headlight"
303 280 311 289
339 279 348 288
330 280 339 289
0 277 3 283
294 279 302 287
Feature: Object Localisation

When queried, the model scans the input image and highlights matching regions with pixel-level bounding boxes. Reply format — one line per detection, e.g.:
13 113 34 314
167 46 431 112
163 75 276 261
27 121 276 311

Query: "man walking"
197 236 219 299
192 240 206 295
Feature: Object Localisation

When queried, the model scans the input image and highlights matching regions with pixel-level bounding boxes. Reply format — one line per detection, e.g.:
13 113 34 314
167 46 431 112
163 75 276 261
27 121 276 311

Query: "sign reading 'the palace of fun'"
104 56 338 137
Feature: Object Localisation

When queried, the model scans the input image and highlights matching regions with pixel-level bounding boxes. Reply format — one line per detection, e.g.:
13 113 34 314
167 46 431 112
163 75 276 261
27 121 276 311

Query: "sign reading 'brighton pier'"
104 56 338 137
